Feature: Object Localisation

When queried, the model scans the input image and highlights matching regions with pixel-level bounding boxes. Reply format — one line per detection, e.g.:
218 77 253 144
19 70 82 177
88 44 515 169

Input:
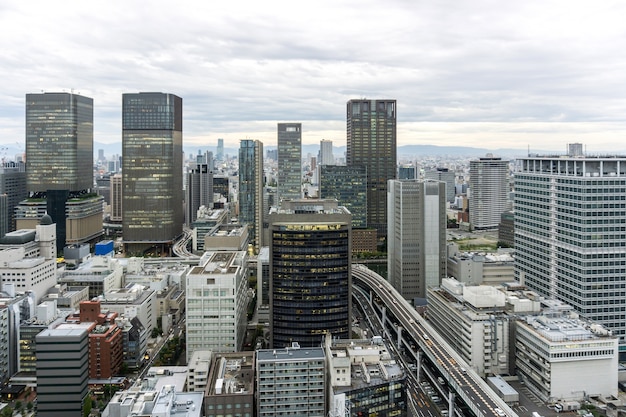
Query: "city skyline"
2 1 626 152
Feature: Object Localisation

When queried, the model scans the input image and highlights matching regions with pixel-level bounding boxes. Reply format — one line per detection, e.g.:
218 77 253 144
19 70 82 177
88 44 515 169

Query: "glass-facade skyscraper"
21 92 103 249
269 199 352 348
469 156 509 230
238 139 264 252
26 93 93 193
346 99 396 239
122 92 183 255
515 154 626 356
277 123 302 200
319 165 367 229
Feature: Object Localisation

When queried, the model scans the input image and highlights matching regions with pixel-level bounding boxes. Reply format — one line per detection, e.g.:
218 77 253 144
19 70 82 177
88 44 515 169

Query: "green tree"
27 401 34 412
0 407 13 417
14 401 22 414
83 395 93 417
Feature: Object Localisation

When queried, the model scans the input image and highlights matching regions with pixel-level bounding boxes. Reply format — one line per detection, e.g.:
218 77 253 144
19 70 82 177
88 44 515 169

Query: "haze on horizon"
2 0 626 153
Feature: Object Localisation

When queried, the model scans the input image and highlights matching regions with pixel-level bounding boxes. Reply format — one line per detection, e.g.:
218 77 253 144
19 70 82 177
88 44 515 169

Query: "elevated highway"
352 264 518 417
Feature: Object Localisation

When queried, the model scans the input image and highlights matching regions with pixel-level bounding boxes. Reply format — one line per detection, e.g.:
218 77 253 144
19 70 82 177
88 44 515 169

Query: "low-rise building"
447 243 514 286
325 334 407 417
102 384 203 417
187 350 212 393
204 351 254 417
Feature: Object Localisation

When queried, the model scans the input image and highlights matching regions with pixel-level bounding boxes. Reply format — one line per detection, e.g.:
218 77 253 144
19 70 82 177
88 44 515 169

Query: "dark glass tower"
319 165 367 229
238 139 264 252
346 99 396 239
122 92 183 255
269 199 352 348
277 123 302 200
22 93 102 249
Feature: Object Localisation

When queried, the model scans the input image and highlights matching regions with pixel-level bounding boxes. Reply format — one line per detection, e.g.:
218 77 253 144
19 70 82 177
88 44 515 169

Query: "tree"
27 401 34 412
14 401 23 414
0 407 13 417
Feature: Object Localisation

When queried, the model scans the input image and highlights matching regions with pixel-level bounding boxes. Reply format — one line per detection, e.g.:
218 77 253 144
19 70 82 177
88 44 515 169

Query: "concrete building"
256 346 326 417
191 207 228 253
204 351 255 417
98 284 157 335
22 92 103 249
398 164 416 180
319 139 334 166
0 216 57 303
185 251 250 360
36 322 93 417
269 199 352 348
346 99 396 238
425 167 456 203
388 179 447 301
446 244 515 286
57 255 124 299
498 210 514 248
41 284 89 310
515 300 618 402
469 156 509 230
427 278 511 377
102 385 203 417
115 315 148 370
203 223 249 252
110 173 123 222
122 92 183 255
325 334 407 417
277 123 302 200
514 153 626 356
187 350 213 393
0 291 33 385
238 139 264 252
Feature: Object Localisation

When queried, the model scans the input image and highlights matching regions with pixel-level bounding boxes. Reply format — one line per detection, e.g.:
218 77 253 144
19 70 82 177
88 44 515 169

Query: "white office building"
469 156 509 230
185 251 250 361
516 300 618 402
515 154 626 356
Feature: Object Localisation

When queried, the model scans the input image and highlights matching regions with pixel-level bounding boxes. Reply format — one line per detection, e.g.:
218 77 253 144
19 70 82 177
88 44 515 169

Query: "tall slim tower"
0 162 26 233
22 92 103 249
319 139 334 165
238 139 264 252
469 156 509 230
186 161 213 225
277 123 302 200
388 179 447 301
346 99 396 239
122 92 183 255
515 153 626 355
269 199 351 348
216 138 224 161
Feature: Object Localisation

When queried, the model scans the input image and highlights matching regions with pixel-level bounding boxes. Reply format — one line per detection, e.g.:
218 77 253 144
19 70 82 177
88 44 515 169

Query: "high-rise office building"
277 123 302 200
21 92 103 249
238 139 264 252
515 154 626 356
425 167 456 203
398 164 416 180
469 156 509 230
388 179 447 301
346 99 396 239
269 199 351 348
122 92 183 255
110 173 122 222
186 161 213 225
319 165 367 229
216 138 224 161
36 322 92 417
0 162 26 234
319 139 334 165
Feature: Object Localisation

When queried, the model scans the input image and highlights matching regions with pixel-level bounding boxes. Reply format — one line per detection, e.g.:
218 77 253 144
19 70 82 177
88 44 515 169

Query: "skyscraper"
21 92 103 249
469 156 509 230
425 167 456 203
319 165 367 229
238 139 264 252
319 139 334 166
269 199 351 348
0 162 26 234
277 123 302 200
515 153 626 356
216 138 224 161
122 92 183 255
186 161 213 225
388 179 447 301
346 99 396 239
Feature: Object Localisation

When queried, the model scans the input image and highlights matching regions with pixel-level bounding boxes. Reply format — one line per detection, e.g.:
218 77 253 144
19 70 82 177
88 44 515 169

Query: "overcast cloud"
2 0 626 152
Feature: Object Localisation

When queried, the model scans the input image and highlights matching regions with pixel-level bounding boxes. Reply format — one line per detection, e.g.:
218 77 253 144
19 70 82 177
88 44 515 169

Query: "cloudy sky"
2 0 626 152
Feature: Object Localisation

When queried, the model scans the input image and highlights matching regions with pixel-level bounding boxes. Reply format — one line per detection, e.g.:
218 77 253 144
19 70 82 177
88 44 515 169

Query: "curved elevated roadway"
352 264 518 417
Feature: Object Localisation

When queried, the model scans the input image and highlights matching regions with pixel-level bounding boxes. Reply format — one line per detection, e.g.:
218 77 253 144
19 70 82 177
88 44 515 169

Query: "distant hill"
90 142 541 160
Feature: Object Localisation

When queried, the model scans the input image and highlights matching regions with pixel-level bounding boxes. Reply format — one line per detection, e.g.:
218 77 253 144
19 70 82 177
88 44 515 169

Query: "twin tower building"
20 92 183 255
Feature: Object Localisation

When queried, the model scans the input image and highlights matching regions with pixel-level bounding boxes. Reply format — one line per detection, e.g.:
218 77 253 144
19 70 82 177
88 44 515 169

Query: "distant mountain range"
91 142 539 160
